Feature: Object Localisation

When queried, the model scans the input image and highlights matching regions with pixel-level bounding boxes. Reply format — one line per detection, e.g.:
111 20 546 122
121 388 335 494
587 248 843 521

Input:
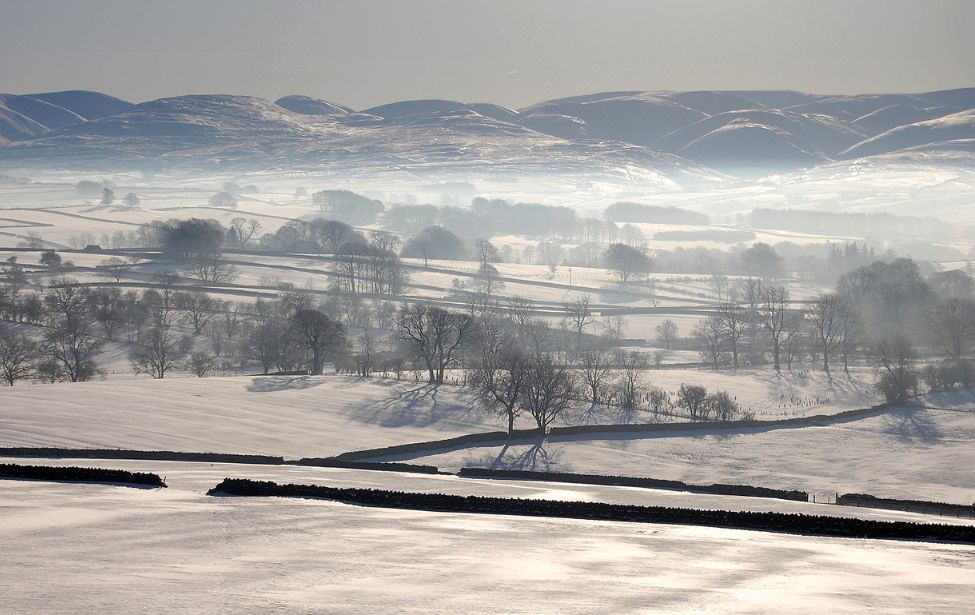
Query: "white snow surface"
410 401 975 504
0 375 497 457
2 474 974 614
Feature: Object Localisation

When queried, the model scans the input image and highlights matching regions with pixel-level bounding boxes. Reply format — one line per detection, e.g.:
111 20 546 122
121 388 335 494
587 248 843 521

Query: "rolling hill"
0 87 973 180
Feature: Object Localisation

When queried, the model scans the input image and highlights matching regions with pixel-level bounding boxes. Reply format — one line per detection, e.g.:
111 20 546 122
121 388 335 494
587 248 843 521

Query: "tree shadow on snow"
246 375 328 393
345 384 483 429
883 405 944 444
485 440 558 472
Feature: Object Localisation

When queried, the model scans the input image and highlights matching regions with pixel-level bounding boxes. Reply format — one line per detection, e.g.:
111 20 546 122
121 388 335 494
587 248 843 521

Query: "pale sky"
1 0 973 110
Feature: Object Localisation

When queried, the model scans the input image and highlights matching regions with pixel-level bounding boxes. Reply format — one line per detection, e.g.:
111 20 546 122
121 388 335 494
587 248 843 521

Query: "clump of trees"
401 226 468 265
313 190 384 224
603 203 709 225
603 243 652 284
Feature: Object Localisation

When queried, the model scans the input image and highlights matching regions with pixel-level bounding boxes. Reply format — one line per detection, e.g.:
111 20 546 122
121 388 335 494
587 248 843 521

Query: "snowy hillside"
2 88 974 180
0 375 497 457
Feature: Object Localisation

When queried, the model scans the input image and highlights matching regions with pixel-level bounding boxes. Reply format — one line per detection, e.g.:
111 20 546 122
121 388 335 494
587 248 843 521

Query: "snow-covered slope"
0 93 720 188
411 402 975 504
519 91 708 147
652 108 862 171
0 375 497 458
274 94 354 116
841 109 975 158
0 101 49 141
0 94 86 130
23 90 134 120
2 87 975 180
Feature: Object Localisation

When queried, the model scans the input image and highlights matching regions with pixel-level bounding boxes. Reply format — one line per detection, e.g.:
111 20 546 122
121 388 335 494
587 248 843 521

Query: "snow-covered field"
0 370 882 458
6 457 972 525
409 400 975 504
5 172 975 612
2 475 974 614
0 376 499 457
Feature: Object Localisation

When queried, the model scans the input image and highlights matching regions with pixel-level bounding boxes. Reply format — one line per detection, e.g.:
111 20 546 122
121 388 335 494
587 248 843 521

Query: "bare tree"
837 299 863 375
784 329 805 371
694 315 725 370
563 294 594 351
807 293 843 373
191 255 239 283
655 319 679 350
578 345 613 406
245 318 287 374
521 353 576 432
604 243 652 284
874 336 918 403
229 217 261 246
223 305 241 339
208 321 226 356
473 263 505 296
470 320 529 435
926 298 975 359
524 317 554 353
44 280 86 321
475 238 500 266
760 285 789 372
352 330 376 377
289 309 346 375
677 384 708 420
176 291 220 335
45 315 103 382
189 351 215 378
99 257 129 283
0 328 38 385
710 274 730 302
599 314 627 341
132 326 181 379
717 302 747 369
395 304 472 384
612 349 647 416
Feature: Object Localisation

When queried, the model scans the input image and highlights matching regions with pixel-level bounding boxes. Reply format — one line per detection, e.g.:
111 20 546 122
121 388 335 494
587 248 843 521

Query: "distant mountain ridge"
1 87 974 180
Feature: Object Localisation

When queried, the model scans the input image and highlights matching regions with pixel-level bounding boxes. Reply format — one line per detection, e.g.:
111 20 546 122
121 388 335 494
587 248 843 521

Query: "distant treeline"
386 198 581 241
653 229 756 243
749 209 952 238
604 203 710 225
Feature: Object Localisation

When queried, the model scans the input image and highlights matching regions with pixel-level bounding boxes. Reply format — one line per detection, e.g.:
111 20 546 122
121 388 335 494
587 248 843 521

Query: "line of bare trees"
689 259 975 403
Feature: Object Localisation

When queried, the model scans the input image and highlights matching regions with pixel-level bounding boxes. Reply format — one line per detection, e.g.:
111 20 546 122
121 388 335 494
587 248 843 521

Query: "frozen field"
0 371 882 459
0 376 497 457
408 400 975 504
5 457 972 526
2 475 974 614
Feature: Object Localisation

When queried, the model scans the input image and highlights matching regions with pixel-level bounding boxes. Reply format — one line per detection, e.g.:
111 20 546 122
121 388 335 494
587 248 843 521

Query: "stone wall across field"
207 478 975 544
0 463 166 487
457 467 808 502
